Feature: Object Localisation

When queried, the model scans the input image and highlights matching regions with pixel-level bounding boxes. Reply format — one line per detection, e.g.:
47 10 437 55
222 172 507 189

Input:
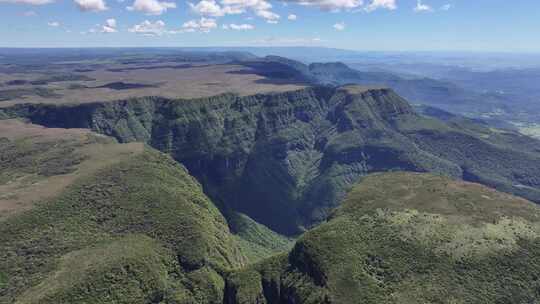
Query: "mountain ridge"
243 56 511 117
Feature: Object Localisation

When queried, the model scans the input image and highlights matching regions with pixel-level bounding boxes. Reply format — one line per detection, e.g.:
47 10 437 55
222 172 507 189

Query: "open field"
0 119 143 220
0 62 306 107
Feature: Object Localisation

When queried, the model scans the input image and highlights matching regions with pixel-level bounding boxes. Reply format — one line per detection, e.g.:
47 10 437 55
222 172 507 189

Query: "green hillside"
229 212 294 263
0 126 247 303
226 172 540 304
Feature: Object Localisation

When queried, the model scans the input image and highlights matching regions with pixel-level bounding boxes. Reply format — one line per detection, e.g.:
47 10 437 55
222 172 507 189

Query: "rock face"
225 172 540 304
4 85 540 234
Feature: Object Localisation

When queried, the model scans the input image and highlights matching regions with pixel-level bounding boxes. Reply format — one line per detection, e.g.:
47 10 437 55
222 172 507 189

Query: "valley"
4 83 540 234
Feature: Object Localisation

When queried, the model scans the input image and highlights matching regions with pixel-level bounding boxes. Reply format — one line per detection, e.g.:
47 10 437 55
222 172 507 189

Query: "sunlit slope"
0 122 246 304
227 172 540 304
0 119 143 220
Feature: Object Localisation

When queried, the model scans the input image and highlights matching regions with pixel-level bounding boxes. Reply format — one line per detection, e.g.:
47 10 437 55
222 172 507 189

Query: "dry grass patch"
0 119 143 220
0 64 306 107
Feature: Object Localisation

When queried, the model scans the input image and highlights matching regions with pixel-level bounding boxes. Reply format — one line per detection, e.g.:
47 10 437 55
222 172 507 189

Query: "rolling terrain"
2 50 540 303
0 121 243 303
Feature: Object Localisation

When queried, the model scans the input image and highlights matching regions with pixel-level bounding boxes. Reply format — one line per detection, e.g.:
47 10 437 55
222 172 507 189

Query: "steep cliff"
3 85 540 235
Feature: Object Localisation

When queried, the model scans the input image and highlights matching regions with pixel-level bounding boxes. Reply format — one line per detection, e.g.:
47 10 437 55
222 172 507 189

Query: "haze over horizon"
2 0 540 52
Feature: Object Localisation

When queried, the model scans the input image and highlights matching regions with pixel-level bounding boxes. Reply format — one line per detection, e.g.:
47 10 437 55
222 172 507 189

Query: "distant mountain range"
239 55 512 118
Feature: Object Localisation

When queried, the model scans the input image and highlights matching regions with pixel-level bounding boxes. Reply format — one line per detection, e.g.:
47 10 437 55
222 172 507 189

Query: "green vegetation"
0 133 86 182
263 56 510 118
0 145 245 303
0 119 147 220
229 212 294 262
227 172 540 304
0 120 297 303
0 272 7 290
4 85 540 236
0 87 60 101
15 235 178 304
5 53 540 303
3 84 540 303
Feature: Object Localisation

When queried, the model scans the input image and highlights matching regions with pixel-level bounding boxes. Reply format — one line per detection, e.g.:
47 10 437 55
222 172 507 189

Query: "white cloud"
221 0 269 11
84 18 118 33
333 21 345 31
414 0 432 12
129 18 218 35
0 0 53 5
255 9 279 22
283 0 388 11
189 0 279 22
105 18 117 28
23 10 38 16
47 21 60 27
189 0 227 16
223 23 254 30
128 20 170 35
182 17 217 32
440 3 451 10
74 0 108 11
287 13 297 20
190 0 222 16
101 26 117 32
101 18 117 32
291 0 362 11
190 0 247 17
127 0 176 15
364 0 396 12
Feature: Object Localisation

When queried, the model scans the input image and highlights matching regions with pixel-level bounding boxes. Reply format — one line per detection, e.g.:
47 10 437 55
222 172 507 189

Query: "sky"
1 0 540 52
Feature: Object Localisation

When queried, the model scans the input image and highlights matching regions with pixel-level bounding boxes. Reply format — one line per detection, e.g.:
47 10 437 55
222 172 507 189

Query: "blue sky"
1 0 539 52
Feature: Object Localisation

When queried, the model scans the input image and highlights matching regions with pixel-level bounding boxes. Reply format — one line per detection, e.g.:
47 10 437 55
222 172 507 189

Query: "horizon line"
0 46 539 55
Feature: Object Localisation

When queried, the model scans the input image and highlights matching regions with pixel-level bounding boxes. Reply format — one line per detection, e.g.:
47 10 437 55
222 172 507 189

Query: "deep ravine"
3 85 540 235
